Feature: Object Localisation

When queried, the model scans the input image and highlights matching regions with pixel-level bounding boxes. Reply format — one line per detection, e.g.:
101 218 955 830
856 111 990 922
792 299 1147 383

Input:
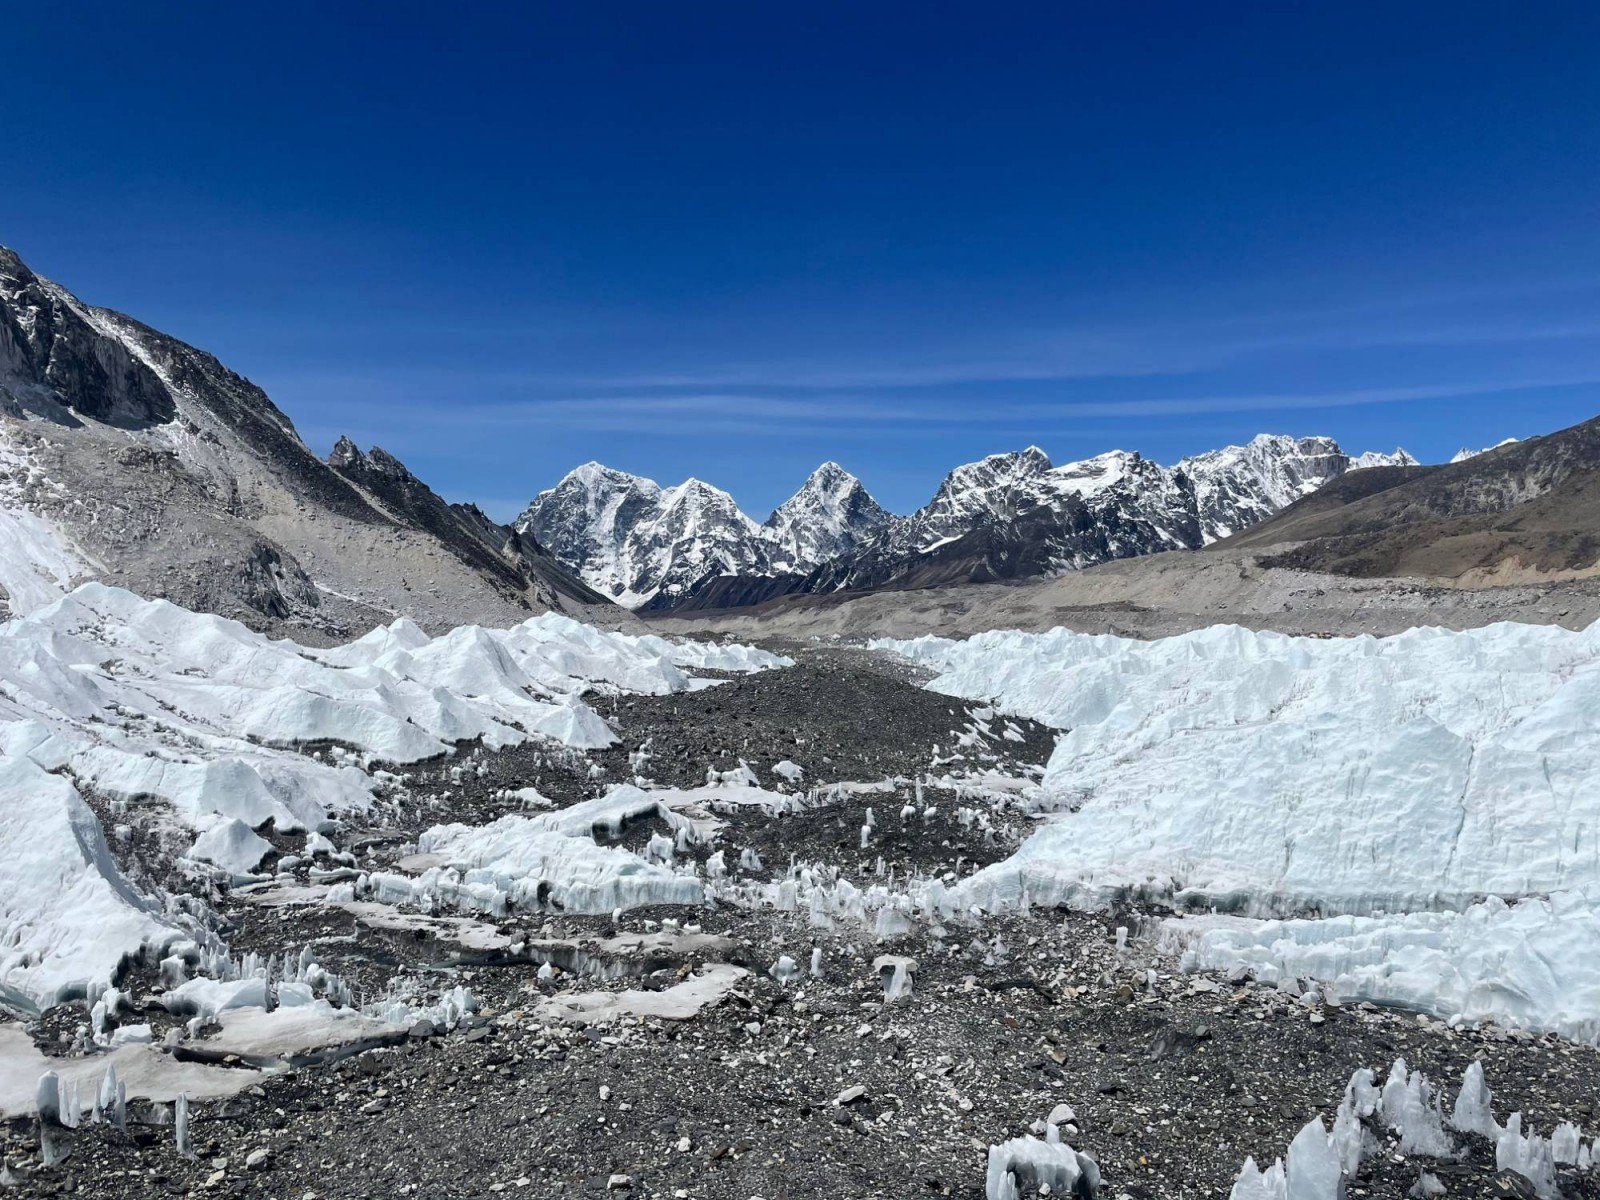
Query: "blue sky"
4 3 1599 520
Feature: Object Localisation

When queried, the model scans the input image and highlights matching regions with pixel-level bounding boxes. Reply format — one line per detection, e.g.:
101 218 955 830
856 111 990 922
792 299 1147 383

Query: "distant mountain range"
7 242 1545 632
519 437 1420 612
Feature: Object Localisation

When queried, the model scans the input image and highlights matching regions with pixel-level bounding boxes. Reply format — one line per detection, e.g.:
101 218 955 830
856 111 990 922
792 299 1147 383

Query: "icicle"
769 956 799 985
810 947 824 978
1408 1171 1446 1198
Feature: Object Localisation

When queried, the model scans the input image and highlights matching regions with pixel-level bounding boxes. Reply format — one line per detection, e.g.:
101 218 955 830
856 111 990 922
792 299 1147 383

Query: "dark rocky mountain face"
327 437 613 611
0 247 174 426
1235 415 1600 582
0 246 623 633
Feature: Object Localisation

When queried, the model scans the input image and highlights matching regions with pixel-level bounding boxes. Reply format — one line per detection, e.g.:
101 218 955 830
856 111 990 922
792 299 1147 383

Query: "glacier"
877 619 1600 1039
0 583 787 1008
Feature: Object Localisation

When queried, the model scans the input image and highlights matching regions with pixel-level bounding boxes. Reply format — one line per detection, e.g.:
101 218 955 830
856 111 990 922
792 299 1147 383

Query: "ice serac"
0 581 787 1007
0 246 619 634
877 617 1600 1037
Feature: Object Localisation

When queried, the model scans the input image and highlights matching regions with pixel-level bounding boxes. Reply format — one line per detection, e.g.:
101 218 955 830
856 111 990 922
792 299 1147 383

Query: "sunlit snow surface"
0 584 788 1009
876 621 1600 1040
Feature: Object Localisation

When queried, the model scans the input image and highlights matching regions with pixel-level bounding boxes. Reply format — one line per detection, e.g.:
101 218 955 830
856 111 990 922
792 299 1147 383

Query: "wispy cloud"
296 374 1600 443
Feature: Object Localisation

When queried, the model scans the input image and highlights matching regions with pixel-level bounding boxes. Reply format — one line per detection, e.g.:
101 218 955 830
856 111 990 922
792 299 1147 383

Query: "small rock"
835 1085 866 1106
607 1176 632 1191
245 1148 272 1172
407 1019 436 1040
1490 1172 1539 1199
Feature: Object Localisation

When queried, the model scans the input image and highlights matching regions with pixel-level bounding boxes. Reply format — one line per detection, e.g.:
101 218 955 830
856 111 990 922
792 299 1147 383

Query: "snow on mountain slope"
1177 434 1350 542
1349 447 1421 470
764 435 1413 603
877 619 1600 1037
904 446 1055 551
531 433 1427 612
1451 437 1521 463
762 461 892 566
517 466 770 607
519 460 887 607
0 583 786 1006
0 426 93 617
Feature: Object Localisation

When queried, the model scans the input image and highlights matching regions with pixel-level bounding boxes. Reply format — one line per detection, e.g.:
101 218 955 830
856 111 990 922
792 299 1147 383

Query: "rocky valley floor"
6 645 1600 1199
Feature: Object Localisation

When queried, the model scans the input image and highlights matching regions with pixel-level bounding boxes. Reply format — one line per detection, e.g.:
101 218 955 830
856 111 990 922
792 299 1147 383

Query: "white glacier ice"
1450 1060 1501 1139
877 620 1600 1038
1497 1113 1559 1199
879 621 1600 914
985 1131 1100 1200
1284 1118 1342 1200
1228 1157 1287 1200
1379 1059 1456 1158
1225 1059 1576 1200
0 583 782 1009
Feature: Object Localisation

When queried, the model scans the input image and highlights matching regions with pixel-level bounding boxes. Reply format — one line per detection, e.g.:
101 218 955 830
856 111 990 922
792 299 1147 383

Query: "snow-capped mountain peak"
763 462 892 567
1176 434 1350 542
1350 447 1422 470
1045 449 1142 498
524 431 1447 611
1451 437 1519 464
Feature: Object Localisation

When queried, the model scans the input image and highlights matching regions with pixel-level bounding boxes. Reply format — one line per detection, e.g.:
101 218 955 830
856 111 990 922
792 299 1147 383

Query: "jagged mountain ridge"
516 460 892 608
0 245 621 635
523 436 1419 612
1233 417 1600 583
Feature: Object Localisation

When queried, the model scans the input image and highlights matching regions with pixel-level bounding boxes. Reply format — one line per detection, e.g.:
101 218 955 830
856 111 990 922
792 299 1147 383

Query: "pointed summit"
764 462 891 567
328 435 365 469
